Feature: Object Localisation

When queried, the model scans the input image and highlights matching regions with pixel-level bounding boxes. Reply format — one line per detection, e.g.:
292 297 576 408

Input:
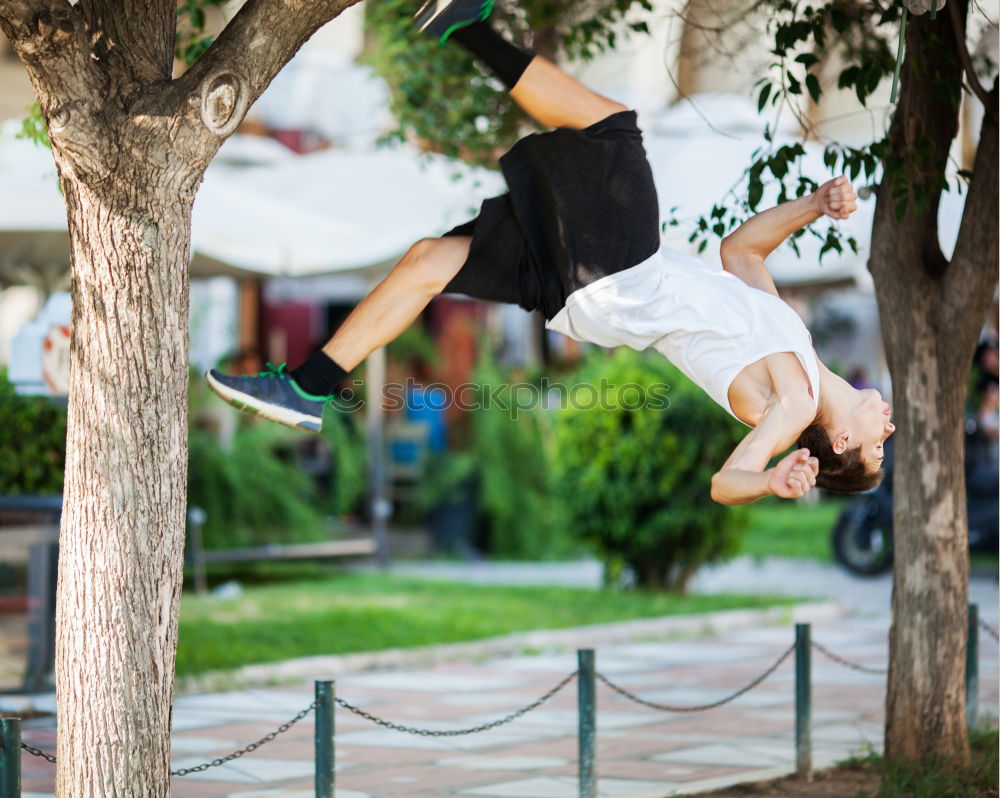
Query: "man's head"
798 388 895 493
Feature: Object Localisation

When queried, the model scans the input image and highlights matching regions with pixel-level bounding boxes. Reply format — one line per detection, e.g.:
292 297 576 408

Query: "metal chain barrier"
20 701 318 777
19 742 56 764
171 700 317 776
595 643 796 712
14 619 995 774
810 641 888 675
334 671 578 736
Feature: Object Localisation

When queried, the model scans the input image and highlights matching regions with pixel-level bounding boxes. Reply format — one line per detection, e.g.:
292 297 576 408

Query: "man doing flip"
207 0 895 505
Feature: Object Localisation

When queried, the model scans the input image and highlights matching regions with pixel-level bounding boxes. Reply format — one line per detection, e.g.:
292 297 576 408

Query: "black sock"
289 351 348 397
451 20 534 91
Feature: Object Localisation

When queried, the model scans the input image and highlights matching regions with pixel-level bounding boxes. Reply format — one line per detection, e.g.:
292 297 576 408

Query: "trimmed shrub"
466 350 574 559
0 368 66 495
554 349 746 592
320 406 368 519
187 423 329 550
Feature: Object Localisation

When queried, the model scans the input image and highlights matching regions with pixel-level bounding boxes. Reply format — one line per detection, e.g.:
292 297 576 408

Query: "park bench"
0 496 377 693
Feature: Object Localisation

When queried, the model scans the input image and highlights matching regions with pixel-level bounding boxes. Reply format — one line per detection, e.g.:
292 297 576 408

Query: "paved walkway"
18 605 999 798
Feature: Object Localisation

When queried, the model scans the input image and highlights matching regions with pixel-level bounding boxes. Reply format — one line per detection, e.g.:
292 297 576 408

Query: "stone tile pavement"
17 611 999 798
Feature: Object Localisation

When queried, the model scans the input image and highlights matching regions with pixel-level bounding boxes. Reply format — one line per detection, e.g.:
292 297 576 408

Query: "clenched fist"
813 176 857 221
768 448 819 500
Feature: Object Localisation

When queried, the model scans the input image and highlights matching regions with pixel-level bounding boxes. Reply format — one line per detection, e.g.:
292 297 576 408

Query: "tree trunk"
0 0 361 794
56 164 196 795
869 0 999 765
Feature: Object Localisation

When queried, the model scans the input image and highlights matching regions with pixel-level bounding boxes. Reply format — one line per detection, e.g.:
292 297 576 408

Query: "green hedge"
465 350 574 559
0 368 66 495
1 368 365 547
554 349 747 592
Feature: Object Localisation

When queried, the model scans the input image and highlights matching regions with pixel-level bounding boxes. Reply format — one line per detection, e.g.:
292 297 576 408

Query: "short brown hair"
796 424 885 494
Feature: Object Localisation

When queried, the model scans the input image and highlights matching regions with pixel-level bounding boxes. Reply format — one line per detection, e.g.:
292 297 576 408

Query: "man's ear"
831 431 850 455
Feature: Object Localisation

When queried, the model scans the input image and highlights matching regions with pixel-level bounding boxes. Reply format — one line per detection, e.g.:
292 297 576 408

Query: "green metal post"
0 717 21 798
315 680 335 798
795 624 812 779
577 649 596 798
966 604 979 731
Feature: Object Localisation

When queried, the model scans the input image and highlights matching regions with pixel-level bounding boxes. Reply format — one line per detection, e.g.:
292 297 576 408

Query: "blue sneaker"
414 0 495 45
205 363 329 432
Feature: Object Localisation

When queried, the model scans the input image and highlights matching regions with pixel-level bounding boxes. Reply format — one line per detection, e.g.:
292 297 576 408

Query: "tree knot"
198 70 248 138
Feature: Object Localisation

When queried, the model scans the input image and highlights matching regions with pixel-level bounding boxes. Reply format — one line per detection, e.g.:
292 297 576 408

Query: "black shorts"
442 109 661 320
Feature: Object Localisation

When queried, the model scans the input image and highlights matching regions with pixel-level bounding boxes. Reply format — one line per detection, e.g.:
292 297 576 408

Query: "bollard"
315 680 335 798
0 717 20 798
577 649 596 798
966 604 979 731
794 624 812 780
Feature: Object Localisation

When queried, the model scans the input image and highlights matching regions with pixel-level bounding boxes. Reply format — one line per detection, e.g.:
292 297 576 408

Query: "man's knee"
399 237 466 296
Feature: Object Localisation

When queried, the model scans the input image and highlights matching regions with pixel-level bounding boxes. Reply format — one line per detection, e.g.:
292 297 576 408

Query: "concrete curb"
174 599 845 695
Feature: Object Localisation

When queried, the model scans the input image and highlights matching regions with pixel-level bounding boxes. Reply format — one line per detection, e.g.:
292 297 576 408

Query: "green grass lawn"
740 498 999 568
739 498 843 562
176 572 798 676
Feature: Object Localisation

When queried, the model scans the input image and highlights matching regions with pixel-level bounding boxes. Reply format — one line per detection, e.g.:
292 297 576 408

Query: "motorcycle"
831 428 999 576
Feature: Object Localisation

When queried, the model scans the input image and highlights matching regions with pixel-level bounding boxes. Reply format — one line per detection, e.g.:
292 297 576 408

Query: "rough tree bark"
869 0 998 765
0 0 361 793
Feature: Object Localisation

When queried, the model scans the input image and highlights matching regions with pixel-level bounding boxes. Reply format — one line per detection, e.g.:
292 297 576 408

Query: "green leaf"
770 153 789 179
17 103 50 150
805 73 821 103
757 83 772 112
831 7 849 32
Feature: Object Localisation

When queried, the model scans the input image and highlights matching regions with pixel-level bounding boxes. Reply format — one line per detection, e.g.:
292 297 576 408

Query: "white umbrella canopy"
0 119 70 286
0 120 255 282
0 114 504 283
191 142 504 277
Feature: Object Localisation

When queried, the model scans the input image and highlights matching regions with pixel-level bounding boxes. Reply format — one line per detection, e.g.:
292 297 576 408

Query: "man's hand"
813 177 857 221
767 448 819 499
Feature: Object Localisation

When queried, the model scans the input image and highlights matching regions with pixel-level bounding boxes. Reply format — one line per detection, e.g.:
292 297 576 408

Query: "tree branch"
945 78 998 320
948 0 997 120
0 0 108 111
167 0 363 144
75 0 175 86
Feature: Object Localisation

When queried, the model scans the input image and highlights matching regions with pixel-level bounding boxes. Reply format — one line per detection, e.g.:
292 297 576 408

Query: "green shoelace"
259 361 289 378
258 361 337 404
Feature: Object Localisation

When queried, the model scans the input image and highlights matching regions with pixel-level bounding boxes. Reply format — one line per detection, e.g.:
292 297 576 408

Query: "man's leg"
444 13 627 130
320 236 471 370
206 236 470 431
508 58 627 131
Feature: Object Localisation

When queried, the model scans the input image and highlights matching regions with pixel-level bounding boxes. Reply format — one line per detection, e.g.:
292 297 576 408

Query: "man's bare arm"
710 396 818 505
719 177 858 296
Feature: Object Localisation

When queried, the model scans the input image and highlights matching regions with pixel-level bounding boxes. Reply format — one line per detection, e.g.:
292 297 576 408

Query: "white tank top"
545 245 821 425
